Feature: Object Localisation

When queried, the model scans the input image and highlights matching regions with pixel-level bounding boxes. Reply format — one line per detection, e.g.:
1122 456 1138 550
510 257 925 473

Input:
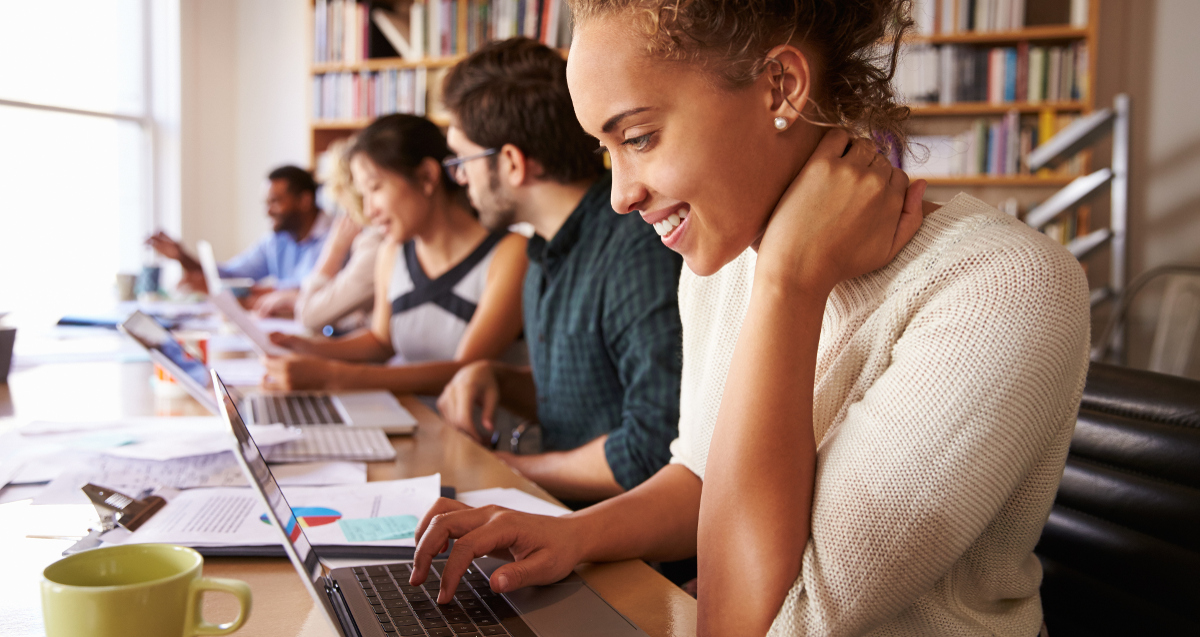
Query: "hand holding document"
103 474 442 550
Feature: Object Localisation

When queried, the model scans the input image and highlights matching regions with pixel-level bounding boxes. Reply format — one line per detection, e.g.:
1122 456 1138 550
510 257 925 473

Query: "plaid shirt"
524 174 683 490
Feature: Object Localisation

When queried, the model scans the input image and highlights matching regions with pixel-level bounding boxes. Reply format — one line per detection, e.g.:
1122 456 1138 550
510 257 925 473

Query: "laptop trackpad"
503 582 642 636
332 391 410 427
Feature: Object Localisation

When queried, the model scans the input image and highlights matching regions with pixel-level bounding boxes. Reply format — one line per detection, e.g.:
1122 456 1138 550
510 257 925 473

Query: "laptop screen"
121 311 211 389
213 370 322 584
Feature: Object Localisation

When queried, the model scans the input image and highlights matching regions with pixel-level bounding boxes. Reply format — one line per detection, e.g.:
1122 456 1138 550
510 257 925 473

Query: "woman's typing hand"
408 498 586 604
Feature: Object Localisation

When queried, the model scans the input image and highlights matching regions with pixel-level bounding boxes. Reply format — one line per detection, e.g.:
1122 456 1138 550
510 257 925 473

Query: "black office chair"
1036 362 1200 636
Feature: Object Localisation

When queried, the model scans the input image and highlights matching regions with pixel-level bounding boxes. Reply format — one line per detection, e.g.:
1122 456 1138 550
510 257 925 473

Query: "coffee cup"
41 543 251 637
116 272 139 301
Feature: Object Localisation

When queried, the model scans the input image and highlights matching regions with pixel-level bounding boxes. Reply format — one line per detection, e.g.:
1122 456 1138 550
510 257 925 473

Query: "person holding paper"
405 2 1090 636
264 114 528 402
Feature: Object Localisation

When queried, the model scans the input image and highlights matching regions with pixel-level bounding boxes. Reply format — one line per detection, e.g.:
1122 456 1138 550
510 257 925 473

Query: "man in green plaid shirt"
436 39 683 503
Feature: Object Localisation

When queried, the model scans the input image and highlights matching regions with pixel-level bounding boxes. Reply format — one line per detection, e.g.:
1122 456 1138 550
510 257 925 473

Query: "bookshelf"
902 0 1124 314
305 1 1101 197
307 0 573 168
899 0 1100 191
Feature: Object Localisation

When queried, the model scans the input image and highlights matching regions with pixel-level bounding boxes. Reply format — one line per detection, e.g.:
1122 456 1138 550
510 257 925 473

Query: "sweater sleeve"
768 237 1090 636
294 229 383 330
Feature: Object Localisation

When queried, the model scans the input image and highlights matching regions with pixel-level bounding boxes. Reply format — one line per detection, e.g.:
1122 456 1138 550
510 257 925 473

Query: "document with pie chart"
111 474 441 550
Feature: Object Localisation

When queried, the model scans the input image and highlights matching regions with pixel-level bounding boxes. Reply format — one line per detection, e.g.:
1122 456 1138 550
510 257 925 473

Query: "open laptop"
215 370 650 637
120 310 417 435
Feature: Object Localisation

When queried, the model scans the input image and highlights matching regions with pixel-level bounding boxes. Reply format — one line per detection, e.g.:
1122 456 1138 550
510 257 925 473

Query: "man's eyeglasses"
441 148 498 185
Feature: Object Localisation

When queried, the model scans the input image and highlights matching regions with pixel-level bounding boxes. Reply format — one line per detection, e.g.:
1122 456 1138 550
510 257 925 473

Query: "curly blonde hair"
568 0 913 153
318 136 366 224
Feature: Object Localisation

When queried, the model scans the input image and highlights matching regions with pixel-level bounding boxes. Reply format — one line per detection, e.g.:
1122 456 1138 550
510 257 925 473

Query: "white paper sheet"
4 418 302 490
19 416 222 436
209 291 290 356
115 474 441 548
457 488 571 517
99 423 301 461
31 455 368 505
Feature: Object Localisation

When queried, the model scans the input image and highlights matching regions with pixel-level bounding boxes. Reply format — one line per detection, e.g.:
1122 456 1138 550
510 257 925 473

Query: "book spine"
1070 0 1089 28
442 0 451 56
1004 48 1017 102
411 2 425 61
1046 46 1062 102
1016 41 1028 102
361 3 369 61
1005 110 1019 175
1075 41 1089 102
1036 108 1055 177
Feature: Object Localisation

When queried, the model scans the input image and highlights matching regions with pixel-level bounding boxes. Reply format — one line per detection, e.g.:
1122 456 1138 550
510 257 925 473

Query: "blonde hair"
318 136 366 224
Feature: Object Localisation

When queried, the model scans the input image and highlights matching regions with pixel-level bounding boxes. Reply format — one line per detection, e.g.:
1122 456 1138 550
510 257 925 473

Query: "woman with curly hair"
408 2 1091 635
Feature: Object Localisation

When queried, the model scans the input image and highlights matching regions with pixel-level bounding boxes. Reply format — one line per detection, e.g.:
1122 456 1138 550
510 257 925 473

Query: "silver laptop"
120 310 417 434
214 370 650 637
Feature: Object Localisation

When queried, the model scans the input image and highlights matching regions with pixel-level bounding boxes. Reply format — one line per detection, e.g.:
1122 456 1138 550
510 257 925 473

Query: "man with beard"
436 38 684 504
148 165 330 316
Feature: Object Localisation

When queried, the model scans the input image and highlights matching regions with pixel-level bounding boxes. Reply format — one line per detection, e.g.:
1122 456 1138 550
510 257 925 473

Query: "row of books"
895 42 1088 106
912 0 1088 35
313 0 572 65
983 196 1089 246
903 110 1083 177
313 69 429 122
1040 206 1089 246
314 0 373 65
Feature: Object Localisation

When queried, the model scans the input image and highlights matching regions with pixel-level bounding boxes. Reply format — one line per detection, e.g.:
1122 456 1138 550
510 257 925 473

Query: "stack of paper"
101 474 442 551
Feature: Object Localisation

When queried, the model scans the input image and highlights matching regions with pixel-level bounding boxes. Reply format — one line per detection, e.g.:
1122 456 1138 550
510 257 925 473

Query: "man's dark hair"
348 114 462 195
268 165 318 196
443 37 604 184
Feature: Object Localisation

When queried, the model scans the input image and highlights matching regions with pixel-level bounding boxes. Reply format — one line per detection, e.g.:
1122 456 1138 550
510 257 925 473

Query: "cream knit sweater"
671 194 1091 636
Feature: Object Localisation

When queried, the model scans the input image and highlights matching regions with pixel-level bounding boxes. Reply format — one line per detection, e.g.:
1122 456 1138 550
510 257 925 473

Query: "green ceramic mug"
41 543 251 637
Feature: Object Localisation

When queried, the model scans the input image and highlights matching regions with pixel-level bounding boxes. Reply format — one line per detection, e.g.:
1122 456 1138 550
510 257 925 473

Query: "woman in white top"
406 2 1090 636
265 114 527 396
293 136 385 333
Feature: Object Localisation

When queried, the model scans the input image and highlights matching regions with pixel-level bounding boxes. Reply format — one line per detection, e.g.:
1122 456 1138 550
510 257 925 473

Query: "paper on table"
338 515 419 542
100 424 301 461
19 416 224 436
31 455 368 505
457 488 571 517
117 474 441 548
2 418 230 485
208 357 267 387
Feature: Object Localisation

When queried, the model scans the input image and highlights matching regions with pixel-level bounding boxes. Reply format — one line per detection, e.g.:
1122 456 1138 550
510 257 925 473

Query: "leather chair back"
1037 362 1200 636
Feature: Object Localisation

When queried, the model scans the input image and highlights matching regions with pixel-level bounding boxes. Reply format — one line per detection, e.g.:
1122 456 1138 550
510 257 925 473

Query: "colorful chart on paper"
261 507 343 542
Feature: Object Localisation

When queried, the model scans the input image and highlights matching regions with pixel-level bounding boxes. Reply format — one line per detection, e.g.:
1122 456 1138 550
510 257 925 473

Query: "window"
0 0 161 319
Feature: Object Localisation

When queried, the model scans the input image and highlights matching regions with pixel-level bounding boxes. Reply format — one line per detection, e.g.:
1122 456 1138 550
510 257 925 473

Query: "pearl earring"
774 117 788 131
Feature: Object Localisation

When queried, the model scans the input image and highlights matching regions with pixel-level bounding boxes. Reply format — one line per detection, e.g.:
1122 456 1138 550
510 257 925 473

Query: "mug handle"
188 576 252 636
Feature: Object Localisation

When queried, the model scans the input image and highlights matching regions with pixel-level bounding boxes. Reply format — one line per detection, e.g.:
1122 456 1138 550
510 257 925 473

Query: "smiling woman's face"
567 14 821 276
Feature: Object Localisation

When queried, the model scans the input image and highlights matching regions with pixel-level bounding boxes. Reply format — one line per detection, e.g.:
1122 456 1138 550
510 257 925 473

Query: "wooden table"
0 359 697 637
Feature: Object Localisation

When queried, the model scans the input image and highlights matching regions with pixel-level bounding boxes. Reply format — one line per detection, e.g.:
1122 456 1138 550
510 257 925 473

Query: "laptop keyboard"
352 561 534 636
262 427 396 463
250 394 345 426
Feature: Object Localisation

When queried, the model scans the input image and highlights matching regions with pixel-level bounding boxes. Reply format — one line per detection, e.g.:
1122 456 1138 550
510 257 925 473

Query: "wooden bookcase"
905 1 1102 202
306 2 1102 196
